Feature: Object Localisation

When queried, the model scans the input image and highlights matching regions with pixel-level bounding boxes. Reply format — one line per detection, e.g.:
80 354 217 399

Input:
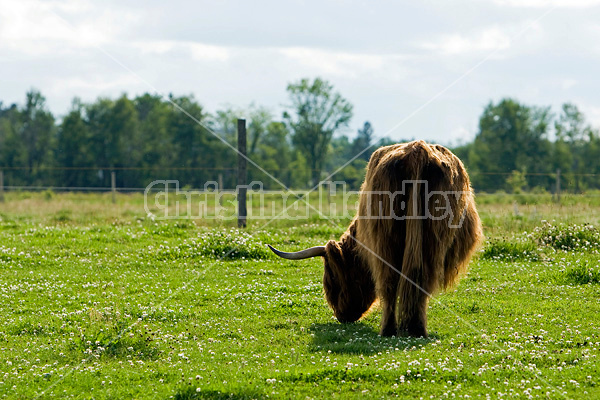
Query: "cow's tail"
397 141 428 323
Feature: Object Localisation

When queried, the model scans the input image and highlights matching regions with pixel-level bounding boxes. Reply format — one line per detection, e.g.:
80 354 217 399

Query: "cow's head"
268 239 376 323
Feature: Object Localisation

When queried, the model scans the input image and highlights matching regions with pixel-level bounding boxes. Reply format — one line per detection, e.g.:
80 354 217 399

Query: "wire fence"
1 166 600 194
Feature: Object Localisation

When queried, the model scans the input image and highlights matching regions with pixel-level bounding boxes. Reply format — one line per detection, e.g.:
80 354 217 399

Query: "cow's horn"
268 244 326 259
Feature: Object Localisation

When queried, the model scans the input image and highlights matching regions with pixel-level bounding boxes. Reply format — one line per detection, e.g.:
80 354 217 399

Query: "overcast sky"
1 0 600 145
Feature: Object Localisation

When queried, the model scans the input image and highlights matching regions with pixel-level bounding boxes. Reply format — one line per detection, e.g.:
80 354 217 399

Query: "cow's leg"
377 270 400 337
398 292 428 338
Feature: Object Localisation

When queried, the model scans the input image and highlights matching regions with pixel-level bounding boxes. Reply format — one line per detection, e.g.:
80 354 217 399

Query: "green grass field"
1 191 600 399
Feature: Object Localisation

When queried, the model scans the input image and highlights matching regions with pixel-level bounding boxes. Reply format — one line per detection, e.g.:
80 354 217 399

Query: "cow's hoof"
407 327 428 338
396 328 427 338
379 325 398 337
399 320 427 338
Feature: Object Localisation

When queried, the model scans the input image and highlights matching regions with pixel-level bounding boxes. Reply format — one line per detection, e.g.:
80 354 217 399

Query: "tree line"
454 99 600 193
1 78 599 192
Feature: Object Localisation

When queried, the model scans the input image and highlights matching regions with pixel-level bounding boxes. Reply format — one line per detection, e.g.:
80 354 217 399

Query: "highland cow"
269 140 483 337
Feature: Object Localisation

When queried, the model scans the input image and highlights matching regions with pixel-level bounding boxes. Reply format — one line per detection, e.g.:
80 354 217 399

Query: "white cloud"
417 19 551 58
419 26 511 55
494 0 600 7
47 75 144 94
1 0 600 145
579 104 600 128
134 40 231 62
278 47 404 78
443 124 476 146
561 79 578 90
0 0 138 55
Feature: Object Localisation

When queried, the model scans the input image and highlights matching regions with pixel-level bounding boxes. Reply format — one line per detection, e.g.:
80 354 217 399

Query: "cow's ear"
324 240 346 279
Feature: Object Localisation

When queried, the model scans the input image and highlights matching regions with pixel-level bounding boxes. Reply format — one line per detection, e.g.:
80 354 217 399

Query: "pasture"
1 191 600 399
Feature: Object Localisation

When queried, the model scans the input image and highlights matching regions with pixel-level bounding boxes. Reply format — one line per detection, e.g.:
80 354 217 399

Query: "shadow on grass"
308 322 437 355
174 387 264 400
71 326 160 360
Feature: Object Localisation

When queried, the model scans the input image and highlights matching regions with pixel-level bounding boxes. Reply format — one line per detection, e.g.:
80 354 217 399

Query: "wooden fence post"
111 171 116 204
237 119 247 228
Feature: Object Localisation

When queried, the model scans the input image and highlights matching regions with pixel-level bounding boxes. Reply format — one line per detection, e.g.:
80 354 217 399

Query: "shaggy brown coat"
322 140 483 337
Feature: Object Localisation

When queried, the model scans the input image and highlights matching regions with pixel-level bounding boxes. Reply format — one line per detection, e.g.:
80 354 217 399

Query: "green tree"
110 95 140 187
56 99 94 187
467 99 552 192
554 103 594 192
0 104 27 185
169 95 228 187
584 129 600 190
284 78 353 185
85 95 139 187
289 151 310 188
325 136 352 174
250 121 295 189
334 159 368 190
211 105 241 145
20 90 55 184
135 94 173 184
247 105 273 156
506 170 528 194
86 98 115 187
352 121 375 161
